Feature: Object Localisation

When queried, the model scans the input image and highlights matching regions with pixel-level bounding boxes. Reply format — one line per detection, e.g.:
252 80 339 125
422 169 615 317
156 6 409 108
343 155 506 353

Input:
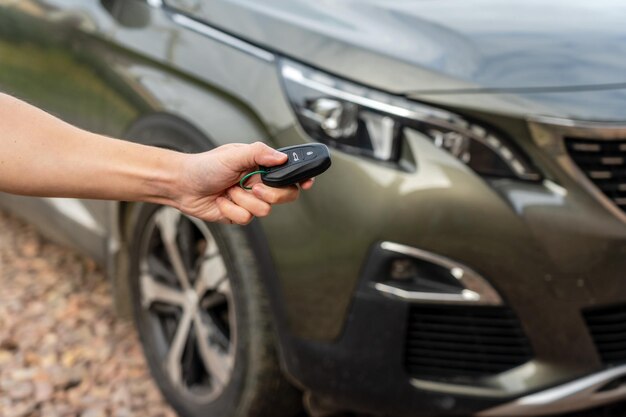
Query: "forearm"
0 93 309 224
0 93 184 205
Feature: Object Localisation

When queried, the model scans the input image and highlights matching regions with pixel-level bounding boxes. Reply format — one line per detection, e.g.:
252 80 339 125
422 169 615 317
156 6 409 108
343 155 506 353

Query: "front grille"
405 305 533 381
565 137 626 212
584 303 626 365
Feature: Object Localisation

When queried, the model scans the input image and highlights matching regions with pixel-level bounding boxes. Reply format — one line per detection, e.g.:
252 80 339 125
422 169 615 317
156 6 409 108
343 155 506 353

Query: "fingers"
251 183 300 204
216 186 275 225
221 141 287 171
216 178 314 224
300 178 315 190
227 186 271 217
249 141 288 167
216 197 254 225
247 177 315 204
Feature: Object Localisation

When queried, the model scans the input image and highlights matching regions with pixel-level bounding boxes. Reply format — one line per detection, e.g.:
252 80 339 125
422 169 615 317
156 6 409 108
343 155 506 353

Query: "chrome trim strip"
530 115 626 130
411 378 506 398
169 13 275 62
477 364 626 416
374 241 502 305
375 283 481 303
282 63 439 121
527 116 626 223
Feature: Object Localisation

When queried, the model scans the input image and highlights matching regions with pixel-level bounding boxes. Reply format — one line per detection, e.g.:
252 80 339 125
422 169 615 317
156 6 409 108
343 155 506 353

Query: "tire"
128 203 302 417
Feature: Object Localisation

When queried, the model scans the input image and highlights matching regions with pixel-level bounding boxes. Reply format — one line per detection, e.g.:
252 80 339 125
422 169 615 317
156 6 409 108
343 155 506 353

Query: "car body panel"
413 87 626 122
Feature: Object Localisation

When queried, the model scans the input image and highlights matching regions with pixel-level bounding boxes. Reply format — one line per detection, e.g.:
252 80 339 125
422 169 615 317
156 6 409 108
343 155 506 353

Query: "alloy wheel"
138 206 236 401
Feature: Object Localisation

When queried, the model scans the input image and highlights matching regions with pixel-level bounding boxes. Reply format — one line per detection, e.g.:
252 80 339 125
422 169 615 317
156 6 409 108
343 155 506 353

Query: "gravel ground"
0 210 177 417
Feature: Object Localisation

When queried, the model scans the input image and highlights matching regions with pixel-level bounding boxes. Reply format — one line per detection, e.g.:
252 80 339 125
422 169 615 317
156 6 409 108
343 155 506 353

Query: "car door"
0 0 122 261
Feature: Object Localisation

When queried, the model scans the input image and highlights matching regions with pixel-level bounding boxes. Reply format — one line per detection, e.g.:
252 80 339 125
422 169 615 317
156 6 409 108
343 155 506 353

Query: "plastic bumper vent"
405 305 532 381
584 303 626 365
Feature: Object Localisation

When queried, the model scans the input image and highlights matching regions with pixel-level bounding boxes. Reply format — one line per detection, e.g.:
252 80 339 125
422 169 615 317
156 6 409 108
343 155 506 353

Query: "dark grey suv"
1 1 626 416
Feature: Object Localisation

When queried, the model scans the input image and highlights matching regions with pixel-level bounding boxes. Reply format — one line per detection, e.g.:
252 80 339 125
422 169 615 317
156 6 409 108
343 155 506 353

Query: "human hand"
175 142 314 224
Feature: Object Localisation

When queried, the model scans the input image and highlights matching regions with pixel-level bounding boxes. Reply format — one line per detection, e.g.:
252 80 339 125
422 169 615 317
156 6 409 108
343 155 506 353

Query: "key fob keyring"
240 143 331 189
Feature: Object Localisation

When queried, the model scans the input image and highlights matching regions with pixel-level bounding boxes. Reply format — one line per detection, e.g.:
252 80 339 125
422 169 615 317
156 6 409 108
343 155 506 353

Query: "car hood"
196 0 626 94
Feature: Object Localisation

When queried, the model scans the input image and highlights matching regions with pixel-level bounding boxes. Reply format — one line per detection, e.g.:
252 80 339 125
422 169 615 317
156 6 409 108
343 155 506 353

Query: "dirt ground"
0 210 177 417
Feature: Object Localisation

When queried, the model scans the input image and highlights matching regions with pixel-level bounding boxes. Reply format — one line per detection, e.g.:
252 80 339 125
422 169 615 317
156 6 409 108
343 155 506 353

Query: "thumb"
226 141 287 170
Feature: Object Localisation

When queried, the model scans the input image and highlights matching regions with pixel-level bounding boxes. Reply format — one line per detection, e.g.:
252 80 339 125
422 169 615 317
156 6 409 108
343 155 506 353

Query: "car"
1 1 626 416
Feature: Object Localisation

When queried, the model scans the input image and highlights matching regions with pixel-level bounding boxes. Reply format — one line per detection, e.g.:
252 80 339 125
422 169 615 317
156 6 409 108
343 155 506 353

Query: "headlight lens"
279 59 540 181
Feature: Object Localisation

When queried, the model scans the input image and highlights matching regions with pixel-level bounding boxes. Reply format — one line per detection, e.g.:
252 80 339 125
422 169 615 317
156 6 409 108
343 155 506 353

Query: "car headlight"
279 58 540 181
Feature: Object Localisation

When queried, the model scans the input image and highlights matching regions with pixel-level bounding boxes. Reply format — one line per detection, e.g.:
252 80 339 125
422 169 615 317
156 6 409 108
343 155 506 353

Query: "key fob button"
288 149 304 164
303 148 317 161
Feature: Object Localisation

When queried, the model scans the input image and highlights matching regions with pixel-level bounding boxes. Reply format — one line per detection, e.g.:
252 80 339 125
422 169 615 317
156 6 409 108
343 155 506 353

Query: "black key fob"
261 143 331 188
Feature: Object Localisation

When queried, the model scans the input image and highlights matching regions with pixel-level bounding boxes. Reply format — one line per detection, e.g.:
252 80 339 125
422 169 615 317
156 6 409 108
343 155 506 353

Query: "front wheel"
128 204 301 417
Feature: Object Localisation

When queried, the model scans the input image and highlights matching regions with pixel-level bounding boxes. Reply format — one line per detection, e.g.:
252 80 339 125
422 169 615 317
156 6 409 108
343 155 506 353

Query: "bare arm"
0 93 312 224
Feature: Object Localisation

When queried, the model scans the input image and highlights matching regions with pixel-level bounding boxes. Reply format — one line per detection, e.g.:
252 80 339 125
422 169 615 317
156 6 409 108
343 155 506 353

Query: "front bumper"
281 239 626 416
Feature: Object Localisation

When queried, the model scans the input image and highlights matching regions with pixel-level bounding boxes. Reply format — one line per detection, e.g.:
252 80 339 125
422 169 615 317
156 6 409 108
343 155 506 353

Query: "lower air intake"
405 305 532 381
